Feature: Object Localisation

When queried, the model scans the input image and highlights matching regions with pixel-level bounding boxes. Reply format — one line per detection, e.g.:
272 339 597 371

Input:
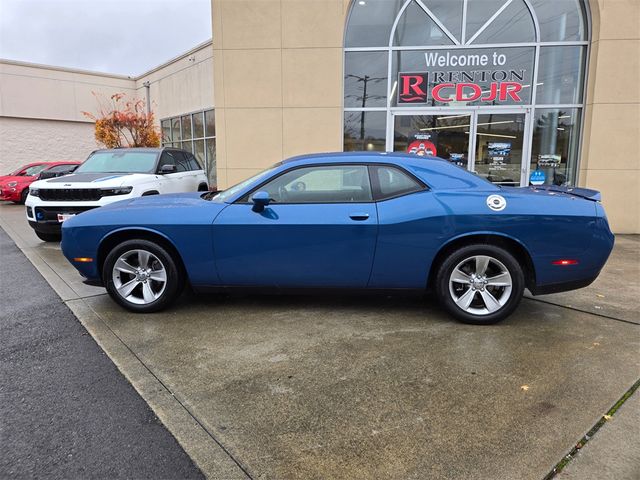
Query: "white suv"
26 147 208 241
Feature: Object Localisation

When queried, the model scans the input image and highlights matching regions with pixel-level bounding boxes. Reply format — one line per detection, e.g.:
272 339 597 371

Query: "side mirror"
160 164 176 174
251 191 271 212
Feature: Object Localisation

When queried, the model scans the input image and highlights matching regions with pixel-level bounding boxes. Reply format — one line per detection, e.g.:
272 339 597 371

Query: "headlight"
29 188 39 197
7 181 18 187
100 186 133 197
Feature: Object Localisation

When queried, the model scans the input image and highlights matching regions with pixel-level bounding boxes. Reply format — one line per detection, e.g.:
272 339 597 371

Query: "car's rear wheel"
35 230 61 242
103 239 183 313
436 244 524 325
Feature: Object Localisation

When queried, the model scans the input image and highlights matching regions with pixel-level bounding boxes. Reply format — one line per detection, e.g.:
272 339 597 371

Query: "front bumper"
26 205 99 233
0 187 21 202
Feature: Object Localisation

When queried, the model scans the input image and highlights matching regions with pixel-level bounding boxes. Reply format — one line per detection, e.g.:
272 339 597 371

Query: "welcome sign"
397 49 533 105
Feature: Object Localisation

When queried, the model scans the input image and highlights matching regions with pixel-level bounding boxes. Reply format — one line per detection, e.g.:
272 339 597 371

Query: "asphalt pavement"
0 227 203 479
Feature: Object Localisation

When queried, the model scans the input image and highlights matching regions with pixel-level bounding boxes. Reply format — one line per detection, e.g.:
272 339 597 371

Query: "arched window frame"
343 0 592 186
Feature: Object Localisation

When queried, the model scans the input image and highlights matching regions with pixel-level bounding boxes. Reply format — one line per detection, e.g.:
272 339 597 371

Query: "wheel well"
97 229 187 281
197 183 209 191
141 190 159 196
427 234 536 291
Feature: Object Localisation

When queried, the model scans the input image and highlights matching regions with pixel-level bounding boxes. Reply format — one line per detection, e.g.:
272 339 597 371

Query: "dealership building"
1 0 638 233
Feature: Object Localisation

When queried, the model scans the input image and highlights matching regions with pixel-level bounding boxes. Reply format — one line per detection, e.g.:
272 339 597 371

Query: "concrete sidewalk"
559 389 639 480
1 202 638 479
0 227 203 479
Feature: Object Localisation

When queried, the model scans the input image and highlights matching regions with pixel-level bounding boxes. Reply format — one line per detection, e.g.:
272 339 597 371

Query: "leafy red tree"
83 92 160 148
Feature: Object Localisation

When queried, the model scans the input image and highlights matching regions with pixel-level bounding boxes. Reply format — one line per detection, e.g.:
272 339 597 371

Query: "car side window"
370 165 425 201
158 151 178 172
245 165 373 203
167 151 189 172
188 154 202 171
47 164 75 173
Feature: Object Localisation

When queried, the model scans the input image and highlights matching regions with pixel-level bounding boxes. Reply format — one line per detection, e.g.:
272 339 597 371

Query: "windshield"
75 151 158 174
206 164 281 203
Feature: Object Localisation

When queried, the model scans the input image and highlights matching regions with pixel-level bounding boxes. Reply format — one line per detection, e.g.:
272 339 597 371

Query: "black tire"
197 183 209 191
435 244 524 325
35 230 61 242
15 189 29 204
103 239 183 313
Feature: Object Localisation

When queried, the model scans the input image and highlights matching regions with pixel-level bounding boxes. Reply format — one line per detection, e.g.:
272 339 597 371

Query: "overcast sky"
0 0 212 76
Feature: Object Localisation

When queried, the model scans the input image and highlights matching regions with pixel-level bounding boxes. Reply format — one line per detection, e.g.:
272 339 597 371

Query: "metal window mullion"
466 0 514 45
468 110 478 174
521 107 534 186
414 0 460 45
461 0 468 44
344 107 389 112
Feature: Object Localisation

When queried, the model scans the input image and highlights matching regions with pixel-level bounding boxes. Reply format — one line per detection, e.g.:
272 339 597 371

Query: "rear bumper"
529 274 599 296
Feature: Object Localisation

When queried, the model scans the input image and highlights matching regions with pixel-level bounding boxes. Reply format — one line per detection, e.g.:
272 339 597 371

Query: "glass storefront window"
474 113 526 186
162 109 216 186
344 52 387 108
171 117 181 142
393 1 453 46
205 110 215 137
181 141 193 153
426 0 464 42
465 0 510 42
193 112 204 139
529 0 586 42
161 119 171 143
536 46 586 105
343 0 589 187
393 114 471 169
344 111 386 152
344 0 402 48
205 138 217 187
530 108 581 186
181 115 192 140
390 47 535 107
469 0 535 44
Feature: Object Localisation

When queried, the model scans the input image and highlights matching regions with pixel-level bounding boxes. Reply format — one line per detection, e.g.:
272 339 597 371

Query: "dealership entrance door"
391 110 530 186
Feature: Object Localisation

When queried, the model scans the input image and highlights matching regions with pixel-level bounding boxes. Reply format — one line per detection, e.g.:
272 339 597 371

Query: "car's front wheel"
35 230 61 242
103 239 183 313
436 244 524 325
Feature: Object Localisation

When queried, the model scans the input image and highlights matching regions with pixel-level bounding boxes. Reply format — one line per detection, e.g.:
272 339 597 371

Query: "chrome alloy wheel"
111 249 167 305
448 255 513 316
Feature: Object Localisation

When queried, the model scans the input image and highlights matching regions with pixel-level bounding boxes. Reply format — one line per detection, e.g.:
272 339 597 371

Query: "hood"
62 191 223 229
0 175 32 184
31 172 155 189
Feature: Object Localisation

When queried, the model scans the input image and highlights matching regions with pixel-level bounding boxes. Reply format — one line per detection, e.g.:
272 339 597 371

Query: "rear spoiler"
530 185 601 202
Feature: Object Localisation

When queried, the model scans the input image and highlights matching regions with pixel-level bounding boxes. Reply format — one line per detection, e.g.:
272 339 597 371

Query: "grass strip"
542 377 640 479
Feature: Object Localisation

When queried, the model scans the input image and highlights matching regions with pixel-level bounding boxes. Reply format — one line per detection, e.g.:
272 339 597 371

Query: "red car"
0 161 80 204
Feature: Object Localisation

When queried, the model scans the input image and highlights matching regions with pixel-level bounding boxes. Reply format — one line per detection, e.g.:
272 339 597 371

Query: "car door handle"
349 213 370 221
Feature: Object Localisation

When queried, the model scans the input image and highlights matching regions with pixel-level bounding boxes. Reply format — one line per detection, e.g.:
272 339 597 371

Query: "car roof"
283 151 445 165
279 152 495 191
93 147 189 153
94 147 165 153
44 160 82 165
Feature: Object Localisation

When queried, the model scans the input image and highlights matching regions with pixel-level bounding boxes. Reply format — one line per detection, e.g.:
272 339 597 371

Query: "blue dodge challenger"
61 153 614 324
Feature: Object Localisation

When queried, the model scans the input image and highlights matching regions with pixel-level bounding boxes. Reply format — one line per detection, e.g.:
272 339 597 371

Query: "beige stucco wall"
0 117 95 173
579 0 640 233
212 0 639 233
135 41 214 121
0 41 214 172
212 0 348 187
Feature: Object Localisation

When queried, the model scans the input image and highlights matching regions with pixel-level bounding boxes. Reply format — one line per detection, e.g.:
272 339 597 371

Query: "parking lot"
1 202 638 479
